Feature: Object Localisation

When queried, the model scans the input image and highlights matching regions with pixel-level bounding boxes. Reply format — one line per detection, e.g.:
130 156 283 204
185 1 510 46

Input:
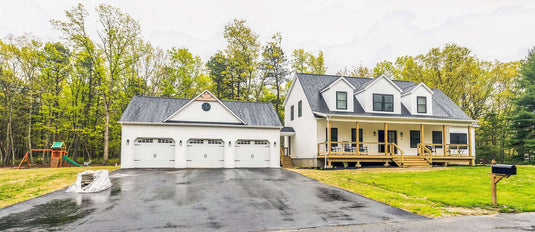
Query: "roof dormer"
354 75 402 114
401 82 434 115
320 76 355 112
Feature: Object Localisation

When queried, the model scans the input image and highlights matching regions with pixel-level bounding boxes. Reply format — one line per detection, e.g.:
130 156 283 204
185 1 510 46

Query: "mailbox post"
489 164 516 206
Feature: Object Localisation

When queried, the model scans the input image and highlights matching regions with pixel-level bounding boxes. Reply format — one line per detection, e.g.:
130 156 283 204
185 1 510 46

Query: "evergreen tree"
510 47 535 159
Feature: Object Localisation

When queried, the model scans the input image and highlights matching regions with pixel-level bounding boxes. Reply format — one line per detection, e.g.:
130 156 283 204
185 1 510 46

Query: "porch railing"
417 144 433 163
422 143 470 156
391 143 404 166
317 141 390 156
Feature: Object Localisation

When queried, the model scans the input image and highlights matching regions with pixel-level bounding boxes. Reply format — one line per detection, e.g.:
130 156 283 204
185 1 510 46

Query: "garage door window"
208 139 223 144
137 138 153 143
157 139 174 143
189 139 204 144
255 141 269 145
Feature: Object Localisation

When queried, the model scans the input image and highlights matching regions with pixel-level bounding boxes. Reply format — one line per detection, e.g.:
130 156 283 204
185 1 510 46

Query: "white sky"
1 0 534 73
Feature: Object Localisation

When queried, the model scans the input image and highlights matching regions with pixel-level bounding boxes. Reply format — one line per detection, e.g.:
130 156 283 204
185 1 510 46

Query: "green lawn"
291 166 535 217
0 166 120 209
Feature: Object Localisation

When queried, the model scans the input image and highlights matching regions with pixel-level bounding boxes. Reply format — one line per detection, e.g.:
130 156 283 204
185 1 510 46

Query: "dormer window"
336 91 347 110
417 96 427 113
373 94 394 112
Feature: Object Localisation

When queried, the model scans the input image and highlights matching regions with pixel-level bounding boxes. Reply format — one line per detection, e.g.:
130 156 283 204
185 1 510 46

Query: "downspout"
325 116 330 169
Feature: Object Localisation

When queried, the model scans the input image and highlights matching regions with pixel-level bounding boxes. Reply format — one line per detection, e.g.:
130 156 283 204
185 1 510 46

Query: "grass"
0 166 120 209
291 166 535 217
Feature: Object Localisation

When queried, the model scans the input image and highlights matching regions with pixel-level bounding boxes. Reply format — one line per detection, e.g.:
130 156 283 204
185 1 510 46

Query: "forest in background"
1 3 533 165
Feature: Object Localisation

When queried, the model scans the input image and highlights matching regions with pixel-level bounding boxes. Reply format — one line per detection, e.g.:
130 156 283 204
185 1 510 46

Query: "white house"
282 73 477 168
119 90 282 168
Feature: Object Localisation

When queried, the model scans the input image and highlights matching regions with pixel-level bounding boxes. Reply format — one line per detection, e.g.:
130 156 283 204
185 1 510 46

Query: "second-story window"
290 105 294 121
298 100 302 117
417 96 427 113
336 91 347 110
373 94 394 112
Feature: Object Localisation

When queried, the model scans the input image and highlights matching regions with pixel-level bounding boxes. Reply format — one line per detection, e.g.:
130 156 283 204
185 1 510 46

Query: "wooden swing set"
17 142 72 169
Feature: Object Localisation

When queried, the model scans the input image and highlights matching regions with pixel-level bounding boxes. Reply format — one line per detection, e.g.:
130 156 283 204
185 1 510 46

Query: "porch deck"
317 141 475 167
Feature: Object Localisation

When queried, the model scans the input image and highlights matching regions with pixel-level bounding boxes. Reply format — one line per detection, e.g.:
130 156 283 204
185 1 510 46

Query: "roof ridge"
134 95 190 100
133 95 271 105
297 72 415 83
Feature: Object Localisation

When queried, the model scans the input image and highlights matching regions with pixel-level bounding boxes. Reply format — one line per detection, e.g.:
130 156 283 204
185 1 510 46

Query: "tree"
52 3 141 163
509 47 535 159
38 42 71 163
259 33 289 118
336 64 373 77
223 18 260 100
162 47 208 98
291 49 326 74
206 51 230 99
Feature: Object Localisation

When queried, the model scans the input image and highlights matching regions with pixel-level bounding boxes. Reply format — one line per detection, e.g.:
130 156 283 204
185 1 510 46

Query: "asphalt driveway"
0 168 423 231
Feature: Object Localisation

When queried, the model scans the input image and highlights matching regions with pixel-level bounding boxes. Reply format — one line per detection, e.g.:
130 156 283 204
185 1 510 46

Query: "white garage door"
133 138 175 168
235 140 271 168
185 139 225 168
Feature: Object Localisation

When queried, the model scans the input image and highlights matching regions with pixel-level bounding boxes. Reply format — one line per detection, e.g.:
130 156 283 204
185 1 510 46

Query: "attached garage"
235 140 271 168
119 90 282 169
133 138 175 168
185 139 225 168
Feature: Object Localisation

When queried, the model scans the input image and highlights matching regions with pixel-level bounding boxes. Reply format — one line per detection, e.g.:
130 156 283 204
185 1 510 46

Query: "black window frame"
336 91 348 110
417 96 427 113
450 133 467 145
432 131 443 148
298 100 302 117
410 130 420 148
290 105 294 121
373 94 394 112
351 128 363 147
325 128 338 147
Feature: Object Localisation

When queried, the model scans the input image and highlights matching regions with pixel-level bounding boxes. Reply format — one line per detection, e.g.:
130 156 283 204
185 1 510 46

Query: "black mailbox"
492 164 517 175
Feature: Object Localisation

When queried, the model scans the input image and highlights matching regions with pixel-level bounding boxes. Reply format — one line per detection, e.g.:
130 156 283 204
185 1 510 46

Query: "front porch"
317 119 475 168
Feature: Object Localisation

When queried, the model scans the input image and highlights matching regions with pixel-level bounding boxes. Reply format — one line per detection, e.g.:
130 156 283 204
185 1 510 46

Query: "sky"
1 0 535 74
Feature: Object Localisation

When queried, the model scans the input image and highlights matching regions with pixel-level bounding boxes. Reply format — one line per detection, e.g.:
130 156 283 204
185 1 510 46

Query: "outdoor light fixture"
179 140 182 146
126 139 129 145
229 141 231 146
373 131 377 136
400 132 404 137
274 141 277 147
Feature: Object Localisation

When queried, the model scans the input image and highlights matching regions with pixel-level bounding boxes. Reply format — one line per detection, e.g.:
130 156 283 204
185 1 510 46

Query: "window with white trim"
336 91 347 110
373 94 394 112
417 96 427 113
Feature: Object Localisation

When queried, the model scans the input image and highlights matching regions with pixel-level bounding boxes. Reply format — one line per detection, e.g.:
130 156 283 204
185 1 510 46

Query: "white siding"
321 78 354 112
121 124 280 168
168 100 242 123
284 78 317 159
355 77 402 114
401 85 433 115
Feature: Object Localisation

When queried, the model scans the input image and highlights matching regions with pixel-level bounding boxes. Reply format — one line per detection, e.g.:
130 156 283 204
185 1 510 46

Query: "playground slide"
63 156 82 167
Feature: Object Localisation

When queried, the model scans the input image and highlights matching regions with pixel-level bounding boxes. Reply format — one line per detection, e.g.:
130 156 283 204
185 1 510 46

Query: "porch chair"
344 144 355 153
359 144 368 155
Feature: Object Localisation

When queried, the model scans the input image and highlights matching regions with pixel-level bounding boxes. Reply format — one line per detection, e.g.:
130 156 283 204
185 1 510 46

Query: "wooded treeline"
1 3 533 166
0 4 326 165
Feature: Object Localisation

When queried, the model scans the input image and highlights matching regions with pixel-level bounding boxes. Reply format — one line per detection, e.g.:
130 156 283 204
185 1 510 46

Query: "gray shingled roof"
281 127 295 133
120 96 282 127
296 73 473 121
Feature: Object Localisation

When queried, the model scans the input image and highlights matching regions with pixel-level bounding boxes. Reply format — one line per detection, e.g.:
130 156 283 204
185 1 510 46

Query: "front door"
378 130 397 153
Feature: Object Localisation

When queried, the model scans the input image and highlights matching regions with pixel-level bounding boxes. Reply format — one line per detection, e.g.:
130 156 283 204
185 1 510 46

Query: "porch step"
399 156 431 167
281 155 294 168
